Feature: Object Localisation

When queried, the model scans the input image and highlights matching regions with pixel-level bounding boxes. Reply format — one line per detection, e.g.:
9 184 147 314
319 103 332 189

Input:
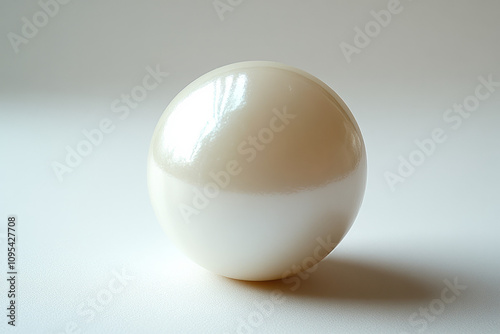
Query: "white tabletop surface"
1 1 500 333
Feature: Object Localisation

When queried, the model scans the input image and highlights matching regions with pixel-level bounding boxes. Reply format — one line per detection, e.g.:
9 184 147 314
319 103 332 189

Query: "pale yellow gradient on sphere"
148 61 367 281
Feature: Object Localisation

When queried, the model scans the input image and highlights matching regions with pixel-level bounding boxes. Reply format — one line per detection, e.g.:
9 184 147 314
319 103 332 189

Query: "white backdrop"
1 0 499 333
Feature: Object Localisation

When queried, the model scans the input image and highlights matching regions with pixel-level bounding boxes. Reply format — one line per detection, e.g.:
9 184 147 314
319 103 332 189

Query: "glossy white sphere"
147 61 366 281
